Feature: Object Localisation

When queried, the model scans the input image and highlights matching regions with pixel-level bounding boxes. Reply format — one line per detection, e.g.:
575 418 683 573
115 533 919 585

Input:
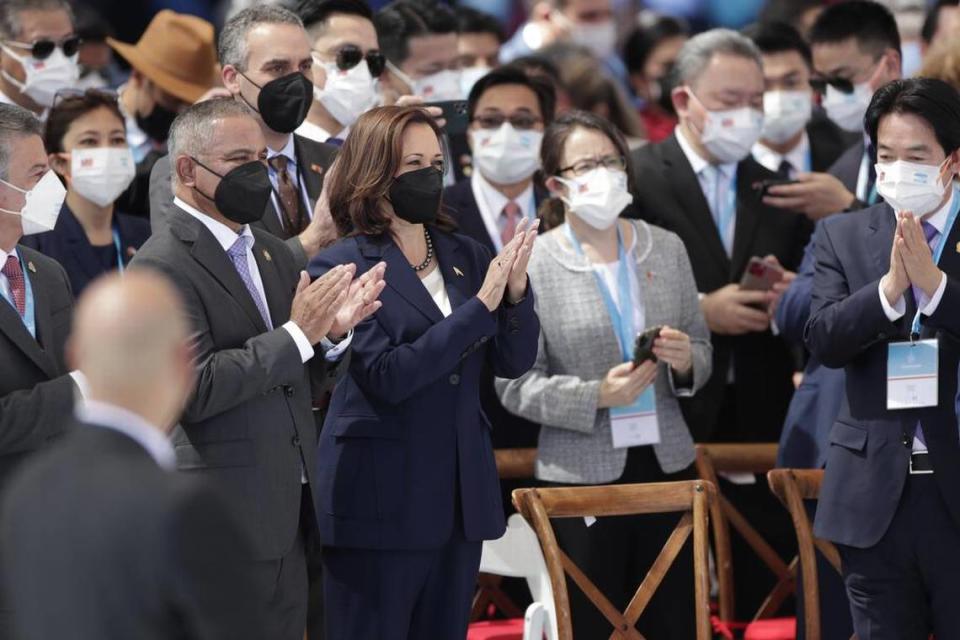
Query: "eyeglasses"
472 113 543 131
559 155 627 177
809 76 855 95
4 35 81 60
51 88 119 108
335 45 386 78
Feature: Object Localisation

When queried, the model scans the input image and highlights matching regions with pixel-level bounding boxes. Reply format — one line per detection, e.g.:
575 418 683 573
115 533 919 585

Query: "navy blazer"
442 178 549 255
775 229 846 469
806 201 960 548
22 203 150 296
307 228 539 550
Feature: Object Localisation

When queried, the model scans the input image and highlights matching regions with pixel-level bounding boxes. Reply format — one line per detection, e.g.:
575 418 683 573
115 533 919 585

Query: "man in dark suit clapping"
2 271 267 640
132 98 385 640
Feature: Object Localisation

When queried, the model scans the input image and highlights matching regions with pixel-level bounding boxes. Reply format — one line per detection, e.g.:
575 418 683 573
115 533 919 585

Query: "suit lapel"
0 254 57 377
252 239 290 326
172 212 270 334
294 135 324 209
433 230 469 309
730 160 764 278
258 195 288 239
661 134 730 272
362 233 444 324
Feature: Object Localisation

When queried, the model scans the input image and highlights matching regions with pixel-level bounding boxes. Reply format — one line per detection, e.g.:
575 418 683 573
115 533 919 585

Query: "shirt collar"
752 131 810 174
295 120 333 145
0 89 13 105
923 186 956 236
76 399 176 470
267 134 297 166
472 170 536 220
675 124 737 178
0 246 17 266
174 197 253 252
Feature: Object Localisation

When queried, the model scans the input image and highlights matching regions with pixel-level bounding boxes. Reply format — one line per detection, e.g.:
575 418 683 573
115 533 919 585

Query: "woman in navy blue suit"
22 90 149 295
307 105 540 640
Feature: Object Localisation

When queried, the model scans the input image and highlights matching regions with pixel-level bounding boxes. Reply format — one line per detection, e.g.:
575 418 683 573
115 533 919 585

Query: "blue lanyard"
2 251 37 339
565 224 635 361
112 227 124 274
911 187 960 338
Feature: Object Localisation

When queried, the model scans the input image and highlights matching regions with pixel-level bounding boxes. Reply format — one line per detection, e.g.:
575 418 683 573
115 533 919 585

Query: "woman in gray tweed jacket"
495 111 711 639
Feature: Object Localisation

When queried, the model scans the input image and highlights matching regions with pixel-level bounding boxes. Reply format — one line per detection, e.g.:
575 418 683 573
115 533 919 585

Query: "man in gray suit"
131 98 385 640
149 5 340 268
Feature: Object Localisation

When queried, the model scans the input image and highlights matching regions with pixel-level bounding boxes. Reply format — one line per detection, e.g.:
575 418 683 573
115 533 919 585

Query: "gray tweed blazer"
495 220 712 483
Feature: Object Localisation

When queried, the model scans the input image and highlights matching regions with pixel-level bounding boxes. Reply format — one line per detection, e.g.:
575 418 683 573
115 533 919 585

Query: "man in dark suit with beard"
149 4 340 268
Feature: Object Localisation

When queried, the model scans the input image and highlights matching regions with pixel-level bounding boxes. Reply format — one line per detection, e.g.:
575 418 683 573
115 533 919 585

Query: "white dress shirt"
878 190 953 321
420 267 452 317
295 120 335 145
752 132 811 177
266 134 313 228
173 198 351 362
470 170 537 251
856 133 873 202
676 126 738 255
117 83 153 164
77 399 176 470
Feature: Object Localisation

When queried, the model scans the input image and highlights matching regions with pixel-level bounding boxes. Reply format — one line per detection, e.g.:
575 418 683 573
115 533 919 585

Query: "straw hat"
108 10 220 104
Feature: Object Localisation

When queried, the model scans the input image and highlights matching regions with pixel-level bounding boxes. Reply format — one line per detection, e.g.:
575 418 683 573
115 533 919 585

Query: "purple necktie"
227 235 272 330
913 221 939 449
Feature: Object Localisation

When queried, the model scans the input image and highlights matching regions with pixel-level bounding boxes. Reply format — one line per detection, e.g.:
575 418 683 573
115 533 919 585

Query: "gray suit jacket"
496 220 711 483
149 135 338 269
130 208 339 560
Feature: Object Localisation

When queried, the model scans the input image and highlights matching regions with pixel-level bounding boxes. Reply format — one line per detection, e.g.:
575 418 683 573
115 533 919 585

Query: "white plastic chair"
477 513 557 640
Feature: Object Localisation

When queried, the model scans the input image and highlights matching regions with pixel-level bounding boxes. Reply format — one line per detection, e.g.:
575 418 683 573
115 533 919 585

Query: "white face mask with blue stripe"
875 158 952 216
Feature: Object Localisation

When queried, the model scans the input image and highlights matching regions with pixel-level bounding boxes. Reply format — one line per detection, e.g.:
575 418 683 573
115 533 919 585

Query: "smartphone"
740 257 784 292
427 100 469 136
756 178 798 197
633 326 663 367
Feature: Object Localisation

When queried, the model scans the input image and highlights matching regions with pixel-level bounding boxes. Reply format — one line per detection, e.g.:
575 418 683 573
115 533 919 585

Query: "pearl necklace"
411 227 434 272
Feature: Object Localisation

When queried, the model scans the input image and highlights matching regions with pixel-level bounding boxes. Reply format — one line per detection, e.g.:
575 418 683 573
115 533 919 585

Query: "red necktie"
2 254 25 316
501 201 521 247
268 154 305 236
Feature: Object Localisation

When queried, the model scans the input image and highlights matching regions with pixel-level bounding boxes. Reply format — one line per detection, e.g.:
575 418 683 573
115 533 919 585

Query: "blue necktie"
227 235 273 330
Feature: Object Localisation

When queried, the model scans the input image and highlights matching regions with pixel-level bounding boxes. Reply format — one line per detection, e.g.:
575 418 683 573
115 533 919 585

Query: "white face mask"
691 92 764 164
460 66 490 99
313 56 379 128
875 158 952 216
570 20 617 60
469 123 543 185
822 82 873 133
0 170 66 235
557 167 634 230
69 147 136 208
761 90 812 145
0 45 79 108
388 61 463 101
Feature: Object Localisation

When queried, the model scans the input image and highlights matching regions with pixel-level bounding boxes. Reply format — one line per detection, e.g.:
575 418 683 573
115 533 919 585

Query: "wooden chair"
694 444 796 638
495 448 537 480
766 469 852 640
512 480 716 640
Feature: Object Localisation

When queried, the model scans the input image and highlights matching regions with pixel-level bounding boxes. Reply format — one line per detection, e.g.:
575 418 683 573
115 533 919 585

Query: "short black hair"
808 0 901 59
865 77 960 156
374 0 456 65
744 21 811 68
511 54 562 86
467 65 556 125
623 14 689 75
455 6 503 42
922 0 959 45
297 0 373 31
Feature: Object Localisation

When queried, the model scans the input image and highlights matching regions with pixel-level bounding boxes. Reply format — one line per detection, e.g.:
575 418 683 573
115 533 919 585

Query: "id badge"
610 386 660 448
887 339 938 410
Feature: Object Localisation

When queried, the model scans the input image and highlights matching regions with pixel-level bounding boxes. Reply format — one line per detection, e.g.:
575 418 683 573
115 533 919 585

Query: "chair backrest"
694 443 791 623
479 513 558 640
766 469 844 640
513 480 715 640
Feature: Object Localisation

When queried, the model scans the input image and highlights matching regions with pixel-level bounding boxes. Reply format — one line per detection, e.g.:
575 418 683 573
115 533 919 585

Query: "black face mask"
192 158 273 225
136 103 178 143
239 71 312 134
388 166 444 224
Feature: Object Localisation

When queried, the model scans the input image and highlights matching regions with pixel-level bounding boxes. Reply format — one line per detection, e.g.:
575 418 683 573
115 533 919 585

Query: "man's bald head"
69 272 194 431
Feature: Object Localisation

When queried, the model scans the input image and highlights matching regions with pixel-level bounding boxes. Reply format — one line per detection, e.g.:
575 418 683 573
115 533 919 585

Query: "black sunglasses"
336 45 386 78
809 77 855 95
5 35 81 60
